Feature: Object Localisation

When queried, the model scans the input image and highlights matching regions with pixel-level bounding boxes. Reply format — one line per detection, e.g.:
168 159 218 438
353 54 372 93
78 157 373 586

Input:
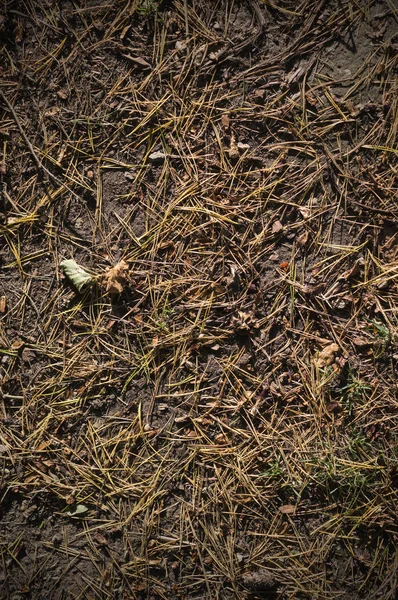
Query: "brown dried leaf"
299 207 311 219
272 220 283 234
231 310 259 331
352 336 372 348
339 259 363 281
123 54 151 69
297 230 309 246
221 113 230 129
269 381 281 397
11 338 24 350
214 433 230 445
279 504 296 515
102 260 129 294
315 342 339 368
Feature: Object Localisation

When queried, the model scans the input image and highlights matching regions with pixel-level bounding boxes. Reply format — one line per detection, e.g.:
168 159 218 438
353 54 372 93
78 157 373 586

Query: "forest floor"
1 1 398 599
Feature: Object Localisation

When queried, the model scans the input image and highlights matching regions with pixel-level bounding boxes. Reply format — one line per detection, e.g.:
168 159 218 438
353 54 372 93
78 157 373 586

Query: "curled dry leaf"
101 260 129 294
315 342 339 368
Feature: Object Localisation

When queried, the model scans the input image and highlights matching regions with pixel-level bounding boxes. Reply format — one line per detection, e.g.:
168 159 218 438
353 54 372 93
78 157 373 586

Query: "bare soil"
1 1 398 599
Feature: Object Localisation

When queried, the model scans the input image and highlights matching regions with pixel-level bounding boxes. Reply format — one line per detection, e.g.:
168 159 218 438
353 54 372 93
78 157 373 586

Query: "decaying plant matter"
0 1 398 599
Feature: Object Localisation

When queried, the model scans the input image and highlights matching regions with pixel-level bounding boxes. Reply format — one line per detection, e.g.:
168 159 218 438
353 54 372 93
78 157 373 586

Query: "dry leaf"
352 336 372 348
67 503 89 516
221 113 230 129
0 295 6 313
11 339 24 350
101 260 129 294
279 504 296 515
315 342 339 368
45 106 60 117
60 259 94 292
123 53 151 69
149 151 166 163
214 433 230 445
299 207 311 219
231 310 259 331
120 24 130 40
272 220 283 234
297 230 309 246
339 259 363 281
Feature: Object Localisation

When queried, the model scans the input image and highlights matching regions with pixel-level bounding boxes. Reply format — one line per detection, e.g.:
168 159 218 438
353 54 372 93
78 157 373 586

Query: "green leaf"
60 259 94 292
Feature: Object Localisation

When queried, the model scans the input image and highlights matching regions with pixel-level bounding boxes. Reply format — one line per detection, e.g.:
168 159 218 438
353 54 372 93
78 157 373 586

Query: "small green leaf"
67 503 89 516
60 259 94 292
